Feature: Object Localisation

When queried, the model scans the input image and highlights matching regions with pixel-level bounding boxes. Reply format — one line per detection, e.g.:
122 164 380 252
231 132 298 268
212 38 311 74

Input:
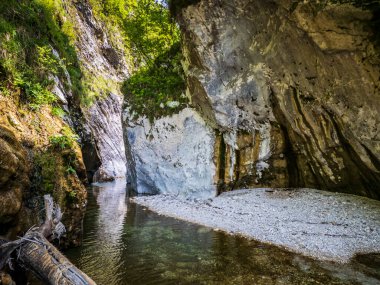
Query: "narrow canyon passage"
1 0 380 284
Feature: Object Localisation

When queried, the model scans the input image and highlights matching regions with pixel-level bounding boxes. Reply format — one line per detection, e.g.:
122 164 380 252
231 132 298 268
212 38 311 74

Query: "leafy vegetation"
49 126 80 150
33 126 81 202
90 0 179 66
51 106 66 118
14 77 57 110
90 0 187 120
0 0 187 119
0 0 82 109
123 43 186 121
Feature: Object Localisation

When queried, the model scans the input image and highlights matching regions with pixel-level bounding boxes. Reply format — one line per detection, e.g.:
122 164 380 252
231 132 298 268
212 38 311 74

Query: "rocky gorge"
126 0 380 199
0 0 380 284
0 0 128 246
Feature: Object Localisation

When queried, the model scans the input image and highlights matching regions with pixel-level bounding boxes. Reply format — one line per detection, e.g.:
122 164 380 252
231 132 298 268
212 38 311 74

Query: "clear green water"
65 180 380 285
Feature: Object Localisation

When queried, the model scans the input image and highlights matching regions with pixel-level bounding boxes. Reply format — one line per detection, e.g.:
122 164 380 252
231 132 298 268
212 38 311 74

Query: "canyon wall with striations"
0 0 129 243
173 0 380 198
70 0 128 182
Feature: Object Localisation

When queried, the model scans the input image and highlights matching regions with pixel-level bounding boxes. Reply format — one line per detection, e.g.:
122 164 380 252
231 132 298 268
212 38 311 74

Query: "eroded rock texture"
0 0 128 242
72 0 128 182
124 108 216 198
86 93 127 182
176 0 380 198
0 95 88 245
73 0 129 83
0 126 29 224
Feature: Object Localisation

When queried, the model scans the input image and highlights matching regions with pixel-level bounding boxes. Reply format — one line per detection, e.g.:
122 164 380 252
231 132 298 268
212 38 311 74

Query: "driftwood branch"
0 195 96 285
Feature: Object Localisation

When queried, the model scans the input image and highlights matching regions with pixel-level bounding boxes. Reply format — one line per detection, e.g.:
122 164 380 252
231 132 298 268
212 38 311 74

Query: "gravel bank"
133 188 380 263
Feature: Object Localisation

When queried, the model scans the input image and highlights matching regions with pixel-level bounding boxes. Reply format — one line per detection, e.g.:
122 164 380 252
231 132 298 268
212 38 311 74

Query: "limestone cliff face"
36 0 128 182
176 0 380 198
86 93 126 182
68 0 128 182
124 108 216 198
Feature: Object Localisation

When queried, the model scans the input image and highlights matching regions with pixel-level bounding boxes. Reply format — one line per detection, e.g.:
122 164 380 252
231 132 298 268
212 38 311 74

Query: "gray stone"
125 108 216 198
135 188 380 262
86 93 127 182
176 0 380 198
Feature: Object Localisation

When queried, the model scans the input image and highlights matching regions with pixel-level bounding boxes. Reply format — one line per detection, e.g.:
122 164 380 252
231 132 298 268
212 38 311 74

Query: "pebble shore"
134 188 380 263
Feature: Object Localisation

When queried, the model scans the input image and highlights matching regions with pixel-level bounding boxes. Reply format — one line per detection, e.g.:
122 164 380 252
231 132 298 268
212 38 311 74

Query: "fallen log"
0 195 96 285
18 230 95 285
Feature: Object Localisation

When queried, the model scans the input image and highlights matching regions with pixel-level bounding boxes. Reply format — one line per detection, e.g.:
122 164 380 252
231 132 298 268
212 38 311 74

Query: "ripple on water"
64 181 380 285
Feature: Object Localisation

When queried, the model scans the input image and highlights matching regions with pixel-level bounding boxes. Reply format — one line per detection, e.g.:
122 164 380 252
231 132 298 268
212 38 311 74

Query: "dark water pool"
65 180 380 285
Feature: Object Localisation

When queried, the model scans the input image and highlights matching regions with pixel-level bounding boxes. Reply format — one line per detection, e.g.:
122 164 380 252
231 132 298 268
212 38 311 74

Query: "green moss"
49 126 79 150
34 152 58 195
33 126 80 203
0 0 83 110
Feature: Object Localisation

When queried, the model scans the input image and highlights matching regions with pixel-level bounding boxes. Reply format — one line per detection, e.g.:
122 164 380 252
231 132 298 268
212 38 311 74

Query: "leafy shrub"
51 106 66 117
96 0 188 121
90 0 179 66
123 43 187 121
0 0 82 109
49 127 79 150
49 135 72 150
36 45 61 76
14 76 57 110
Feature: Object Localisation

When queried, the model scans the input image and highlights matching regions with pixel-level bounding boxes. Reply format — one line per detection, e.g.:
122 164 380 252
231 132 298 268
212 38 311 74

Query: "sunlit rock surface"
176 0 380 198
0 96 88 245
72 0 129 182
85 93 127 182
125 108 216 198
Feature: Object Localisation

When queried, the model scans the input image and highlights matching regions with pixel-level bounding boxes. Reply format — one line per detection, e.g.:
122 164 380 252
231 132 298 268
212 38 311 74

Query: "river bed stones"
134 188 380 263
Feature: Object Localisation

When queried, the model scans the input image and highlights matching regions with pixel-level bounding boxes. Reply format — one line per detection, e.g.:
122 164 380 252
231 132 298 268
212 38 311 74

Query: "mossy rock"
0 126 30 223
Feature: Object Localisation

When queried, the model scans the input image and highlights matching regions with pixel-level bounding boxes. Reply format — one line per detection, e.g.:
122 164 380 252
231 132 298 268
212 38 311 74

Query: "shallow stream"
65 180 380 285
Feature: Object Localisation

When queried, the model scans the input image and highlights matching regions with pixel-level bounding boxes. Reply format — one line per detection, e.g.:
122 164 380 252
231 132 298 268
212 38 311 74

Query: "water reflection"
65 182 380 285
92 179 128 244
66 179 129 284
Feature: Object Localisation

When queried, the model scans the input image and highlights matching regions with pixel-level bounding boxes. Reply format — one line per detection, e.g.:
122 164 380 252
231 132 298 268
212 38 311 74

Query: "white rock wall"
86 93 127 181
125 108 216 199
